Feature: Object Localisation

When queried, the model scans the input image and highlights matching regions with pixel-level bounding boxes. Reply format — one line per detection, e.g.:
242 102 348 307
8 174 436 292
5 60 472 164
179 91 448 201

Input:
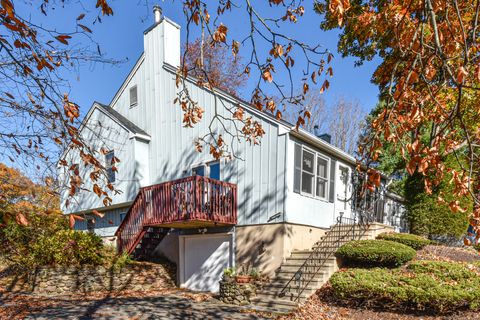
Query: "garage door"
181 234 232 292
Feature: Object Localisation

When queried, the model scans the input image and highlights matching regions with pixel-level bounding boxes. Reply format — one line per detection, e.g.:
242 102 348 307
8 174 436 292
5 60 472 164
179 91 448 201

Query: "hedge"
330 261 480 312
377 232 431 250
336 240 416 268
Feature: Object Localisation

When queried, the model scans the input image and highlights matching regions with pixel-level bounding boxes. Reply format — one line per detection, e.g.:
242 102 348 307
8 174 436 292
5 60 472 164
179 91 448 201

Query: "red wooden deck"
115 176 237 254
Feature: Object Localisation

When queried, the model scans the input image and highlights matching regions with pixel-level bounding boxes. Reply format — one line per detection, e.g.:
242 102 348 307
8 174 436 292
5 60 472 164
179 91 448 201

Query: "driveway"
3 293 273 320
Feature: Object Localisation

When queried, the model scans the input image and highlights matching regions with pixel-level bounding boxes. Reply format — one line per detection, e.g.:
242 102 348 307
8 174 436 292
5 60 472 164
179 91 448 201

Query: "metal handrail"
279 172 384 302
278 214 367 302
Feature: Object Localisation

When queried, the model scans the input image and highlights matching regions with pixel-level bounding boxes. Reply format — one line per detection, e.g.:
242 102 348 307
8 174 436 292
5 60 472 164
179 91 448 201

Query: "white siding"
61 106 140 213
284 136 355 228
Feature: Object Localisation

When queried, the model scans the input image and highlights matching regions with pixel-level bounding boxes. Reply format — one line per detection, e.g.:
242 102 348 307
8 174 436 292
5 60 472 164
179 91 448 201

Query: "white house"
60 10 406 293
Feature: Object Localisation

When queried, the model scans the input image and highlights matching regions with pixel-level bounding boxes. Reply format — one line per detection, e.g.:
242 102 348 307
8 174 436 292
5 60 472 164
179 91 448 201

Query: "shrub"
336 240 416 268
33 229 104 266
329 261 480 312
404 157 470 239
0 214 129 270
377 232 431 250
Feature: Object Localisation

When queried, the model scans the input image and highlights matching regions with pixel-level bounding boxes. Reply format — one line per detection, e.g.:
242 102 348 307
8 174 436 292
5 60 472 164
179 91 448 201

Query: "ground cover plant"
329 260 480 313
336 240 416 268
377 233 431 250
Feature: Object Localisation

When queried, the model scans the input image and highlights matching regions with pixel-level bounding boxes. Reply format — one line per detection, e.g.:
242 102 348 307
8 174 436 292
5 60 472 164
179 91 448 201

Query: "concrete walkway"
19 294 272 320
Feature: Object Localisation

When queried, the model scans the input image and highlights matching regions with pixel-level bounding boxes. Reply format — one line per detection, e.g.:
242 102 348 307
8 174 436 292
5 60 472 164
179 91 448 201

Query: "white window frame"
315 154 330 200
297 144 330 201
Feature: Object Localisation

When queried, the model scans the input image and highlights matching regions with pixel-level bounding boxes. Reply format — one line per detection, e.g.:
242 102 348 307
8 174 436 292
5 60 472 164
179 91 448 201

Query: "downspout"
282 132 289 222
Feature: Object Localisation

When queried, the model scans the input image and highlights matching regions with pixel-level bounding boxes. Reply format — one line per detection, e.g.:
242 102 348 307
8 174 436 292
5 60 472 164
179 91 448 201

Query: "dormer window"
129 85 138 107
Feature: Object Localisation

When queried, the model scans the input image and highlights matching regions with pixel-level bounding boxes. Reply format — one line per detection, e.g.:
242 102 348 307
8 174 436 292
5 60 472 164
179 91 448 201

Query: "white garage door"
181 234 232 292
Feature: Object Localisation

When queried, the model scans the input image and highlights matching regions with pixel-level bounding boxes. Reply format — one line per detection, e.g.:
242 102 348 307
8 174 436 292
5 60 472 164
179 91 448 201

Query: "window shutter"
293 143 301 193
329 158 336 202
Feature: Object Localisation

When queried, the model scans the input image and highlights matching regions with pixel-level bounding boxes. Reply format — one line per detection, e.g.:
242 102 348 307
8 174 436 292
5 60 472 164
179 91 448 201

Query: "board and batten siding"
60 106 141 214
74 207 129 237
138 65 286 225
96 18 287 226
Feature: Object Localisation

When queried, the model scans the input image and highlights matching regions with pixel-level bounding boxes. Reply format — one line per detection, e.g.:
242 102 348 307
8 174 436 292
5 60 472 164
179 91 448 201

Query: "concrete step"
250 298 297 313
275 269 329 279
258 279 327 296
279 262 336 272
266 274 327 288
256 289 312 302
288 252 336 260
279 263 331 272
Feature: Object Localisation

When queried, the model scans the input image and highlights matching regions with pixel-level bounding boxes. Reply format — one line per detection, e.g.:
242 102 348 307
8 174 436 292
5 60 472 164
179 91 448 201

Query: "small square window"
129 85 138 107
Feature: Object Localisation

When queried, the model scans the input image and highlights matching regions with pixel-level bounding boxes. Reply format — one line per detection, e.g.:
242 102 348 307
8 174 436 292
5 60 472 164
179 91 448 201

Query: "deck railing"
116 175 237 254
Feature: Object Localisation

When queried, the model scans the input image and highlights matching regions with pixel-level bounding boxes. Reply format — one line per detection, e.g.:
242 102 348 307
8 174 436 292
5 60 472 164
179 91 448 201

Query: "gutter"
65 201 134 216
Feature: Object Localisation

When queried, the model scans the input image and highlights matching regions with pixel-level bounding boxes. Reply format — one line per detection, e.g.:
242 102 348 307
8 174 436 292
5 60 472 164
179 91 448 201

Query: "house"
60 8 407 293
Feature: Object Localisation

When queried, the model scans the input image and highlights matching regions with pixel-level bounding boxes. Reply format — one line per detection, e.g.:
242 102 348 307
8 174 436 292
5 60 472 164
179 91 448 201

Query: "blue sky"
16 1 381 117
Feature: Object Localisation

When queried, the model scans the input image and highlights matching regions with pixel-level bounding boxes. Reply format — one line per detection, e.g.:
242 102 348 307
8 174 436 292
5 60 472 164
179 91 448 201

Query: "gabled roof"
58 101 150 162
95 102 149 137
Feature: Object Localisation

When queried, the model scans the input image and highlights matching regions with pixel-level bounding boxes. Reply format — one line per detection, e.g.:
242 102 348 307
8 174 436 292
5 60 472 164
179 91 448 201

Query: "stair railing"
278 214 367 302
115 176 237 255
279 171 386 302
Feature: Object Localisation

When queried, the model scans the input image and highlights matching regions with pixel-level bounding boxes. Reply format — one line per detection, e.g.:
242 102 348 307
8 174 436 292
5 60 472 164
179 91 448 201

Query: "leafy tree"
363 103 470 237
316 0 480 219
182 37 248 97
0 163 60 224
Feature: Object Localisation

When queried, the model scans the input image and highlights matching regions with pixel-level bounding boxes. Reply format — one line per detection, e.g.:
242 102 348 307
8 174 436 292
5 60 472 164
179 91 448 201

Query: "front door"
335 165 352 220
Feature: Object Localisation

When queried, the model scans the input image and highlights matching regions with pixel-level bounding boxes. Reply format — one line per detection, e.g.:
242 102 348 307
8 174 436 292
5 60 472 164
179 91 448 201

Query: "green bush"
377 232 431 250
336 240 416 268
330 261 480 312
404 156 470 239
0 214 130 270
33 229 104 266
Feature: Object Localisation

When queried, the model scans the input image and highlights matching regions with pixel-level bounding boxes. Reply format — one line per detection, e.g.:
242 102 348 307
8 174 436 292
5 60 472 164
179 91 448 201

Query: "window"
294 143 330 200
120 212 126 222
301 149 315 195
316 156 328 199
209 161 220 180
87 218 95 233
105 150 115 183
129 85 138 107
192 165 205 176
192 161 221 180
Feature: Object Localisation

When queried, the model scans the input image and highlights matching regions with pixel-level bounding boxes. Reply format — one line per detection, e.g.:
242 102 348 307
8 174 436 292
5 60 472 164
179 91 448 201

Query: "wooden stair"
131 227 167 260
